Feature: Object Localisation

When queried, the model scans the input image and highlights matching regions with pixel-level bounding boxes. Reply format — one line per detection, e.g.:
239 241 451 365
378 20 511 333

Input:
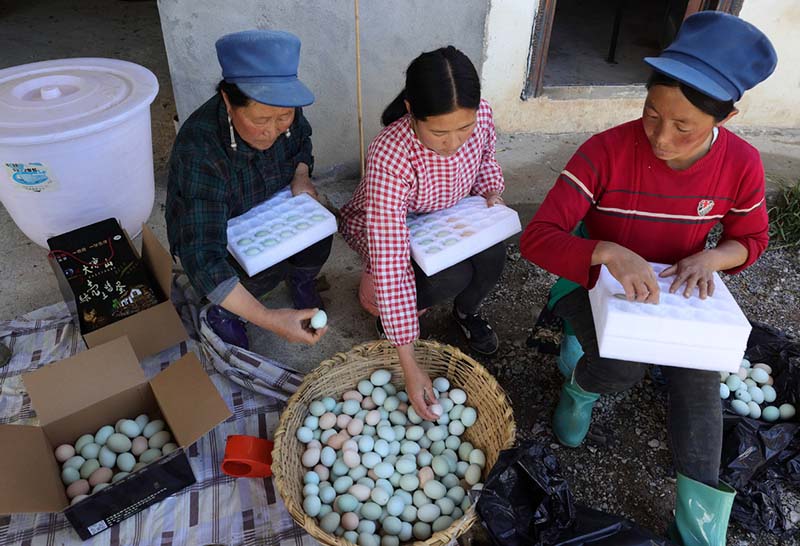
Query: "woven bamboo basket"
273 340 516 546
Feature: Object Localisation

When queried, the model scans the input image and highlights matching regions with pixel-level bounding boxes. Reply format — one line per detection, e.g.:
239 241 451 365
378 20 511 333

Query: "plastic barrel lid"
0 58 159 145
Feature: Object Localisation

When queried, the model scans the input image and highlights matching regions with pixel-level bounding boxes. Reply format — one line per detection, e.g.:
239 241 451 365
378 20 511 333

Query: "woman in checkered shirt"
340 47 507 420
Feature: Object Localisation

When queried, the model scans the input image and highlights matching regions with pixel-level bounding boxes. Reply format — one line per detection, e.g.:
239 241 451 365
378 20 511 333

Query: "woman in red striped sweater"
521 12 777 546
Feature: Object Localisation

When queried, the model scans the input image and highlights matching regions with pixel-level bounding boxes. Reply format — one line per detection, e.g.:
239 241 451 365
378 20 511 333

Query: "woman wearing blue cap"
166 30 330 349
521 12 777 546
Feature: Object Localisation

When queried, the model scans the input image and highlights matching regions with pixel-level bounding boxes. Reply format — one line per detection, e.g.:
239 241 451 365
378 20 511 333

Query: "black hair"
381 46 481 126
216 80 252 108
646 71 735 123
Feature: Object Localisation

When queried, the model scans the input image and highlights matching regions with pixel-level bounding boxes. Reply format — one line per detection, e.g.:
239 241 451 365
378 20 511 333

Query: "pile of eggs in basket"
295 370 485 545
720 359 795 421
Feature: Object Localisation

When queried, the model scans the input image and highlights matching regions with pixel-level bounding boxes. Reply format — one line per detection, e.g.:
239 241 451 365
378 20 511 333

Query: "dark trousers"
413 242 506 314
553 288 722 487
230 235 333 298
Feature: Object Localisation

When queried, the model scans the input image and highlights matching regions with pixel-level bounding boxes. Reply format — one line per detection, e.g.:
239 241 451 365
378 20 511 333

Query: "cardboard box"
48 223 188 360
0 337 232 540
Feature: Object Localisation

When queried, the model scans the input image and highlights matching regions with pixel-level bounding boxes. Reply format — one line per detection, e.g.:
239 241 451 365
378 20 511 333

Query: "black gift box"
46 219 164 333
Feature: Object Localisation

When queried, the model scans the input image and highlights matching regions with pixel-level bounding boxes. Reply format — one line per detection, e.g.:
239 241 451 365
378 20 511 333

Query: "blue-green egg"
460 407 478 427
762 406 780 422
320 511 340 533
94 425 115 445
731 399 749 416
303 495 322 517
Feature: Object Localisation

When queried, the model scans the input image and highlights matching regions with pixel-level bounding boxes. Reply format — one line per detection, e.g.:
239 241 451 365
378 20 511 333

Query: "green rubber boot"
552 372 600 447
668 473 736 546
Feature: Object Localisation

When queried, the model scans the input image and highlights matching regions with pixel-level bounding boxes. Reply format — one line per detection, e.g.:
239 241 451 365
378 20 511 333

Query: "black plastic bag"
476 441 675 546
718 322 800 537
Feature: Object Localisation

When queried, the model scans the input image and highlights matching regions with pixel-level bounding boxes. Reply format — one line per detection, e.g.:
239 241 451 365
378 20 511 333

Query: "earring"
228 114 237 150
285 128 292 138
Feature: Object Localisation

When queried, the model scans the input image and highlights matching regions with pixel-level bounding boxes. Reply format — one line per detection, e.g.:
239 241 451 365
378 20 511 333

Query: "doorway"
525 0 744 98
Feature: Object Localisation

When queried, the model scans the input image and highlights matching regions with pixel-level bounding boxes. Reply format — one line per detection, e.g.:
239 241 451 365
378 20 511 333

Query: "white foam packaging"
588 262 751 373
227 188 337 276
407 196 521 276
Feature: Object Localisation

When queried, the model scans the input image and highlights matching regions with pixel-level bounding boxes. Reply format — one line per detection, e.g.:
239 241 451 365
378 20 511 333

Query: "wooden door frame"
525 0 744 99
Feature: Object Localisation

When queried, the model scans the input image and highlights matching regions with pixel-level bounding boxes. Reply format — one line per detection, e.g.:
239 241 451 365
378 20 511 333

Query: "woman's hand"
265 307 328 344
397 344 438 421
594 241 660 303
484 191 504 207
290 163 318 200
660 251 718 299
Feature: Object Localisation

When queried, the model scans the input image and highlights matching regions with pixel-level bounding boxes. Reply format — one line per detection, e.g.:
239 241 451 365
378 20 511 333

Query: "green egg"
142 420 165 439
468 449 486 468
112 472 129 484
117 452 136 472
98 446 117 469
423 480 447 500
401 504 417 523
413 521 432 540
336 493 359 513
74 434 95 454
320 511 341 533
431 456 450 477
436 496 455 515
762 406 780 422
446 485 466 504
417 503 441 523
360 501 382 520
79 459 100 480
139 448 162 464
399 474 420 492
94 425 115 445
303 495 322 517
80 442 101 460
61 467 80 485
383 515 403 535
148 430 172 449
460 407 478 427
458 442 473 461
465 464 482 485
433 515 454 532
106 433 132 454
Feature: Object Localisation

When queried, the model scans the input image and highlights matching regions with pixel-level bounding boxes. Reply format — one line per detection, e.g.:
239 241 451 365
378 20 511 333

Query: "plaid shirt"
165 94 313 300
340 99 504 346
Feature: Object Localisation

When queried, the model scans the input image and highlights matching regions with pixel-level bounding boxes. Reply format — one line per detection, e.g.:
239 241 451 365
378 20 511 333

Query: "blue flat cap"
645 12 777 102
216 29 314 108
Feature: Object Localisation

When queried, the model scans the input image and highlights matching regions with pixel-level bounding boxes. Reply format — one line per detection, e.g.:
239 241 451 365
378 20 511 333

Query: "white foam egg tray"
407 196 521 276
588 262 751 372
227 189 337 277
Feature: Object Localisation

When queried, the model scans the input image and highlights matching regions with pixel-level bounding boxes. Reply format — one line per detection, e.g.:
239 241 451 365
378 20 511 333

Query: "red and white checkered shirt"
340 99 505 346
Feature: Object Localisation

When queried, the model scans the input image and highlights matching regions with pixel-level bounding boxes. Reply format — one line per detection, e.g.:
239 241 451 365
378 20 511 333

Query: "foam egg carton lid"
407 196 521 276
227 189 337 277
589 262 751 372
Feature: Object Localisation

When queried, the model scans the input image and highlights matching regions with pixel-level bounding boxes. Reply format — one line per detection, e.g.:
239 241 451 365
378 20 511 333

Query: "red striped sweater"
520 119 768 289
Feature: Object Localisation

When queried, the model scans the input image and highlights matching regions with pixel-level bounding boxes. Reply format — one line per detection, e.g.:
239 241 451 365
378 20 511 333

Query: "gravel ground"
418 242 800 545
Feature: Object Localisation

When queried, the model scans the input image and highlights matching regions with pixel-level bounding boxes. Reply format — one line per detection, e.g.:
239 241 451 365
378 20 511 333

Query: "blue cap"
215 30 314 108
644 12 777 102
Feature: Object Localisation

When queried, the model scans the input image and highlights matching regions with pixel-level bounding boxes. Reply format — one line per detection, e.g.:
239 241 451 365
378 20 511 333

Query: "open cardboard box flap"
0 336 231 533
81 224 188 360
0 425 67 514
150 353 232 447
23 337 145 427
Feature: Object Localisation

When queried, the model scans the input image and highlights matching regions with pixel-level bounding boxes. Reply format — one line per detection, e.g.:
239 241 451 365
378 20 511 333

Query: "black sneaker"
452 307 499 355
376 317 387 339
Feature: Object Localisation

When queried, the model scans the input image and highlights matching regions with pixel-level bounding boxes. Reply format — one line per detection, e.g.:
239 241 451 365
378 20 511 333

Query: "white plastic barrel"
0 58 159 247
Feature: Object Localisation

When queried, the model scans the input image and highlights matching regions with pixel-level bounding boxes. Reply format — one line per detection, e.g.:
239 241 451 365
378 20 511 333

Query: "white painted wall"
481 0 800 133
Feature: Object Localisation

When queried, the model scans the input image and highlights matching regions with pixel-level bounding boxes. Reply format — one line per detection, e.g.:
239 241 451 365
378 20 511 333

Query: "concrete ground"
1 1 800 544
